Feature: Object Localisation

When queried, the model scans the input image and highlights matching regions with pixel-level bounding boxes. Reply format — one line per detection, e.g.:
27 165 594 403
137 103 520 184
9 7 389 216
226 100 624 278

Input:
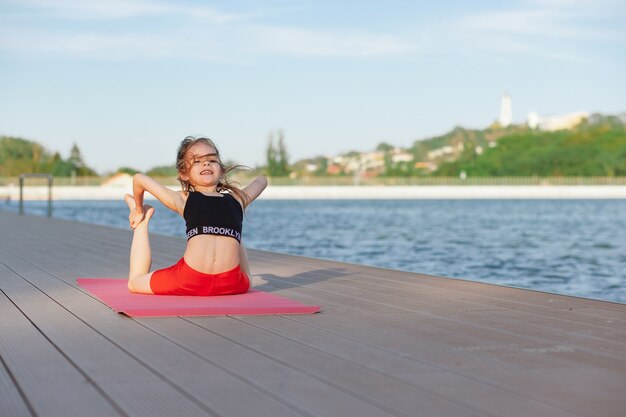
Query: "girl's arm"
132 173 186 216
241 176 268 208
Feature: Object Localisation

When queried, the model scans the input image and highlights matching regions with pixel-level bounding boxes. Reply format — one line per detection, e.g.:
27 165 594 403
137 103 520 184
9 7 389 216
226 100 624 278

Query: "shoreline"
2 184 626 200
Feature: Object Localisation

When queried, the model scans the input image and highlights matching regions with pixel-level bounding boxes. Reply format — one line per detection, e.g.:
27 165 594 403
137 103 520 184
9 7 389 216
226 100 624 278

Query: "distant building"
527 111 589 131
427 146 454 159
414 161 437 172
391 151 414 163
527 111 540 129
361 151 385 171
326 164 342 175
499 93 512 127
102 172 132 187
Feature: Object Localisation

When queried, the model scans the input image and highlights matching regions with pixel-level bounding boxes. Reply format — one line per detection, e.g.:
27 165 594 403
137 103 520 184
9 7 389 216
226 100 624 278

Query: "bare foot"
125 194 155 228
124 193 136 210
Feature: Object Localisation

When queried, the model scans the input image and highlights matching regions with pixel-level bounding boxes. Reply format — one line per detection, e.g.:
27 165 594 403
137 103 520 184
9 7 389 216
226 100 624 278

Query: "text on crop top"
184 191 243 242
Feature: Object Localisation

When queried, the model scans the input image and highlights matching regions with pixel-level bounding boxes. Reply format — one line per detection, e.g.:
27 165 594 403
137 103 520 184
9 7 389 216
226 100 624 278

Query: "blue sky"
1 0 625 173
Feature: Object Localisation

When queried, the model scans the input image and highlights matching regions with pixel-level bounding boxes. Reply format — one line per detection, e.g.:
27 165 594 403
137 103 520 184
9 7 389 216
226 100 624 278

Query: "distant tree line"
0 136 97 177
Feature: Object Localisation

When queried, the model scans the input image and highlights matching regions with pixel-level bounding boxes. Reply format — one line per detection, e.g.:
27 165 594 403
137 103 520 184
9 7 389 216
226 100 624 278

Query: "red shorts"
150 258 250 296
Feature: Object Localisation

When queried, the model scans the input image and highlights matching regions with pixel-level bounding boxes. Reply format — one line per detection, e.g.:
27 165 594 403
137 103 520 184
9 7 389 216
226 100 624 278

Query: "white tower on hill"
499 93 512 127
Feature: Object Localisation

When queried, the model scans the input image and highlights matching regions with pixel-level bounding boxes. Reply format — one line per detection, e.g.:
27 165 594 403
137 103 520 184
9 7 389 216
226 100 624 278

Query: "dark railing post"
19 174 53 217
19 175 24 215
47 175 53 217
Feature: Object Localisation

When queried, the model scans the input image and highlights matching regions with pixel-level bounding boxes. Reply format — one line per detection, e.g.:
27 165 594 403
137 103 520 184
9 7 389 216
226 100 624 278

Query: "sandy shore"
2 184 626 200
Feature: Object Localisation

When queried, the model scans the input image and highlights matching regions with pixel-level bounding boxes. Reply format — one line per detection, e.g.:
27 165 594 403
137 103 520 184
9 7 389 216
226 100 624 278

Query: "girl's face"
180 142 223 188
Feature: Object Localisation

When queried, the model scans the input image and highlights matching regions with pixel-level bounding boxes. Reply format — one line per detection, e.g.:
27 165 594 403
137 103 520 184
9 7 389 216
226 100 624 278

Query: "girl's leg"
240 241 266 288
125 194 156 294
239 240 251 276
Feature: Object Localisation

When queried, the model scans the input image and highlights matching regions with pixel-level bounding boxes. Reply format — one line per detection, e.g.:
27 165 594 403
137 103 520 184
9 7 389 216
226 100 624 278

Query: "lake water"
4 198 625 304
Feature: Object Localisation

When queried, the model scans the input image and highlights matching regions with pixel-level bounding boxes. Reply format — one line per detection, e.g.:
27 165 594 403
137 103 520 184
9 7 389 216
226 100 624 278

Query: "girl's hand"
129 207 145 229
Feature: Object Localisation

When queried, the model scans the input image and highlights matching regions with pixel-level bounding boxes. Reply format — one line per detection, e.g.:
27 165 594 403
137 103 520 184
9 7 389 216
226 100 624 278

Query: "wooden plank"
384 309 626 358
0 271 122 417
293 281 626 370
250 272 624 390
249 262 626 374
140 317 405 417
256 252 626 322
0 251 334 416
0 346 33 417
236 314 582 417
243 317 623 415
0 252 219 417
186 315 496 417
0 211 181 278
270 277 626 381
260 287 626 417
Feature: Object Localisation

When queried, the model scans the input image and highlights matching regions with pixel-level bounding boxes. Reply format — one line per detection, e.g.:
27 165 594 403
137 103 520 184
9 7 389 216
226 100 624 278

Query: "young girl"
125 136 267 295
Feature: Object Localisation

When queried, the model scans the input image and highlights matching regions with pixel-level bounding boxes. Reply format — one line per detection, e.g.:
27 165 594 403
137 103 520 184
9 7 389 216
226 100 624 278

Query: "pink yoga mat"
77 278 321 317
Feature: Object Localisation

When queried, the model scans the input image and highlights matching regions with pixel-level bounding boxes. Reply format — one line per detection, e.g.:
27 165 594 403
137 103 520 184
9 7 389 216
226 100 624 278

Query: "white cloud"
3 1 622 64
2 0 248 22
248 26 416 58
0 27 177 59
0 0 418 62
0 24 416 61
447 1 626 63
458 9 624 42
523 0 626 13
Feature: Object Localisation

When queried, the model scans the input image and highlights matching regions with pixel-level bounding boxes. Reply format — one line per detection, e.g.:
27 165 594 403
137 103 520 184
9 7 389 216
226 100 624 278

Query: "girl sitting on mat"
124 135 267 295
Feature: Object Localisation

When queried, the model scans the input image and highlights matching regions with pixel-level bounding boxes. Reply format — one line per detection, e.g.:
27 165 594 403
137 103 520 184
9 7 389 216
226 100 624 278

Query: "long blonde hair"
176 136 248 206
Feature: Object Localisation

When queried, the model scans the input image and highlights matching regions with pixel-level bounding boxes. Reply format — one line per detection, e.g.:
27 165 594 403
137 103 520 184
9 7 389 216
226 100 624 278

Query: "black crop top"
184 192 243 242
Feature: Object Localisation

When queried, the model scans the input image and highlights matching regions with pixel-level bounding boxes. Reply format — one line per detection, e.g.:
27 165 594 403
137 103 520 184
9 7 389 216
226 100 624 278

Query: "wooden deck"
1 210 625 417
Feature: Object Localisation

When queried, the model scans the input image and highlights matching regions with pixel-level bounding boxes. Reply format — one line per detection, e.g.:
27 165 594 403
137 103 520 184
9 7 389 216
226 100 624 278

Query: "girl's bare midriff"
184 234 240 274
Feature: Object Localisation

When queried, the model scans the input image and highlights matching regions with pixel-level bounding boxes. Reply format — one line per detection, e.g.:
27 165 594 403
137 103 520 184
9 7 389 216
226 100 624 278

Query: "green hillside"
432 116 626 176
410 124 529 162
